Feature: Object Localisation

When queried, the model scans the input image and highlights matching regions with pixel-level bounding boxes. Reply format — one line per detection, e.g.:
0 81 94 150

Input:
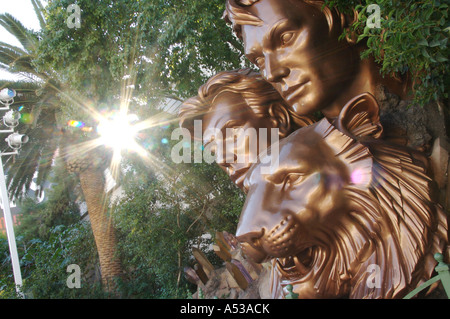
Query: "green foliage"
112 116 244 298
1 1 247 298
0 157 97 299
0 2 65 200
36 0 246 124
0 223 103 299
15 158 81 242
19 223 103 298
326 0 449 106
0 233 17 298
152 0 248 98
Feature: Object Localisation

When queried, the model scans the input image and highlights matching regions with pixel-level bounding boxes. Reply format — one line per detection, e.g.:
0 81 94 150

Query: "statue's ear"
336 93 383 139
269 103 316 138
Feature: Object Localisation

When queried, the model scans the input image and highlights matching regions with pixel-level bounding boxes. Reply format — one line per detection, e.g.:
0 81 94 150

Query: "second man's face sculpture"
202 92 279 189
238 0 359 117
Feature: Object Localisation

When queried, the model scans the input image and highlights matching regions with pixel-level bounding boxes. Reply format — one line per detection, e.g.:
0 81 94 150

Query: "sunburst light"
97 111 140 154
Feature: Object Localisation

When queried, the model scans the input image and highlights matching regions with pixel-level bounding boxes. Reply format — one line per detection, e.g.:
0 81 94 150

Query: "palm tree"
0 1 61 199
0 0 122 292
63 137 121 291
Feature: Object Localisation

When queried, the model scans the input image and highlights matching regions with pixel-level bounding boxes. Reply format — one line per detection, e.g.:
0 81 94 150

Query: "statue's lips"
284 80 310 104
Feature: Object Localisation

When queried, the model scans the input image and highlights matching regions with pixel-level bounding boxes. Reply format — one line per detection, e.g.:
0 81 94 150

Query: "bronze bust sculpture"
179 68 313 189
178 0 449 299
219 0 448 298
236 93 448 298
223 0 409 119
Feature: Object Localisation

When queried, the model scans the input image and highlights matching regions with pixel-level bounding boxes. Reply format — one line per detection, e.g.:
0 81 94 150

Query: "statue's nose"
235 203 267 241
236 229 268 263
236 200 284 242
236 228 264 244
235 198 269 263
235 183 286 263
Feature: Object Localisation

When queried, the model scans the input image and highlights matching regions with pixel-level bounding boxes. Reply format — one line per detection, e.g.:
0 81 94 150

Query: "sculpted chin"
236 93 448 299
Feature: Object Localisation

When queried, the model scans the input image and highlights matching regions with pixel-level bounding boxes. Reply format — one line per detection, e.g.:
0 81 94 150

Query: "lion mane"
265 94 449 298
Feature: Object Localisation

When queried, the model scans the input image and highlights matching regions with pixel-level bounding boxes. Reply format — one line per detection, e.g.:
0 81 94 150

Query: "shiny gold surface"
178 0 448 299
224 0 410 119
179 68 313 189
235 94 448 298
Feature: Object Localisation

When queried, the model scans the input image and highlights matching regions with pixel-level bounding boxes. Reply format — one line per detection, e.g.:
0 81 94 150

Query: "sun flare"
97 112 140 154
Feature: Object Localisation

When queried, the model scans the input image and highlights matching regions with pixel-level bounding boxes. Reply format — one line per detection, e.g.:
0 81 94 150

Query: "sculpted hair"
223 0 354 39
223 0 263 38
323 119 447 298
178 68 314 136
257 113 448 298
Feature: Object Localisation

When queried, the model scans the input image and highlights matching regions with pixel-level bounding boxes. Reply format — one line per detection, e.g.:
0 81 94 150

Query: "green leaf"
417 38 429 46
435 53 448 62
429 39 441 47
421 48 431 58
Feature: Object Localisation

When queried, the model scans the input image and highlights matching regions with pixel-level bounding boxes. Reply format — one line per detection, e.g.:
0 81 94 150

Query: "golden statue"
235 93 448 298
179 68 313 189
178 0 449 299
223 0 409 119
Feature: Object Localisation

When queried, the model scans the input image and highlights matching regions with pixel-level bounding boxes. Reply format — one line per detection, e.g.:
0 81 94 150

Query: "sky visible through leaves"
0 0 47 80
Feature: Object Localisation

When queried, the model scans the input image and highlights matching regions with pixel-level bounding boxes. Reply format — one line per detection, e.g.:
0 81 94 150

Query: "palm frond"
0 79 39 91
0 46 25 66
0 13 38 52
31 0 46 30
0 47 48 81
34 135 61 191
5 122 60 199
0 6 67 200
0 41 27 56
5 142 41 200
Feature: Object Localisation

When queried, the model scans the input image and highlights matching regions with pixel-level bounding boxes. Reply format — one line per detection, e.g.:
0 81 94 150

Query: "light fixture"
3 110 21 128
0 88 15 99
0 88 16 104
0 87 24 297
5 133 29 150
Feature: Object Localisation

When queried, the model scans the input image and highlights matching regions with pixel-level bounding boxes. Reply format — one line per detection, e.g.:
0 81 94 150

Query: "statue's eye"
281 32 294 45
282 173 305 190
254 57 265 68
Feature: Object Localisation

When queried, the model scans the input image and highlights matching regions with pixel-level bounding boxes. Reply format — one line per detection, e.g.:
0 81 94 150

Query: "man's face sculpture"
238 0 359 116
235 94 448 299
202 92 279 189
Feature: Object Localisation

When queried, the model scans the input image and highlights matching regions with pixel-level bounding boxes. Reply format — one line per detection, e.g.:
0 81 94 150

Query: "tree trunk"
78 166 122 292
63 136 122 293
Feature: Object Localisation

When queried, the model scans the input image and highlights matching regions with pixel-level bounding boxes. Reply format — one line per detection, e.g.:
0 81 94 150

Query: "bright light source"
97 112 139 153
68 120 85 128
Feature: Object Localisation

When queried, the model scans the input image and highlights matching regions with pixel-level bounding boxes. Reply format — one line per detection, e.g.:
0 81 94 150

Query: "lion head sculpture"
236 93 448 299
